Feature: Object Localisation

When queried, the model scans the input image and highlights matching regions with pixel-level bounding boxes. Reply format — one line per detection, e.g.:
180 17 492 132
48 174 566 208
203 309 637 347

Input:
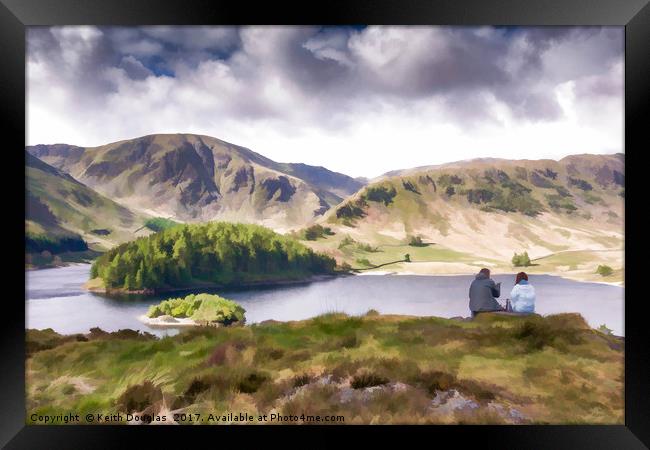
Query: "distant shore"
25 250 101 271
84 273 344 296
355 269 623 287
36 263 621 289
26 261 91 271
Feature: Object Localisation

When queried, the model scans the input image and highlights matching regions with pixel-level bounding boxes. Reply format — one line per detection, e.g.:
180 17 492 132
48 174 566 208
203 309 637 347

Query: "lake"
26 264 625 337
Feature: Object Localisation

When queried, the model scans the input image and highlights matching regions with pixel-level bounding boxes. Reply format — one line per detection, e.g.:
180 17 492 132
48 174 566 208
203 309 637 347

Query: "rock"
261 176 296 202
449 316 471 322
364 386 384 394
388 381 410 392
316 375 333 385
487 402 506 415
157 315 179 323
359 385 385 402
430 389 479 414
388 382 409 393
487 401 528 424
339 387 355 404
509 408 526 422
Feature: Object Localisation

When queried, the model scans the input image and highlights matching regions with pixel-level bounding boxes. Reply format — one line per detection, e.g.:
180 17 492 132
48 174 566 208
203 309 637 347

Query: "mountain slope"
26 152 150 250
302 154 624 282
27 134 364 232
278 162 366 203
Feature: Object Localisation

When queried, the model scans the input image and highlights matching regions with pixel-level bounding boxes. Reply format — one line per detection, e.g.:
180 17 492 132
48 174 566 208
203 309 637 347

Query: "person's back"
509 272 535 313
469 268 502 317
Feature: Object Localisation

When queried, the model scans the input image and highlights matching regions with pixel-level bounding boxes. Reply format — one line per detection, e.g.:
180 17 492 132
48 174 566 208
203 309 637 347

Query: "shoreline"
137 314 199 328
140 311 623 338
354 269 623 287
26 261 92 272
34 263 622 289
85 273 344 296
33 310 625 339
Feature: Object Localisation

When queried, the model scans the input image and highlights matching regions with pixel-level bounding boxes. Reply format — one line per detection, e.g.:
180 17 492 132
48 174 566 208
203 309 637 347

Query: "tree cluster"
512 251 532 267
91 222 336 290
26 233 88 254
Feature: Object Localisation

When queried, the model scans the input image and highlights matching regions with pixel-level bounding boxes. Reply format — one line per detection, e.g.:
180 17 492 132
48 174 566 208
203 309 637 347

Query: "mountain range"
302 152 623 283
27 134 364 235
26 133 624 282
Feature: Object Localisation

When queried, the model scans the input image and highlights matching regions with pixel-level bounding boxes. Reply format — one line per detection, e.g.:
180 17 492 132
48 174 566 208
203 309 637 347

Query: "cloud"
26 25 623 177
118 55 153 80
141 26 240 52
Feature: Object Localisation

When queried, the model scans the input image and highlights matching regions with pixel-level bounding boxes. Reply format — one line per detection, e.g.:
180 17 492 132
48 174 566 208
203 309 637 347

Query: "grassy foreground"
26 313 623 425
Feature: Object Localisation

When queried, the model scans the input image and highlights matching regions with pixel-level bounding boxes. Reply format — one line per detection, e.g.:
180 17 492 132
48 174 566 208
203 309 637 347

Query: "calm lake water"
26 264 625 337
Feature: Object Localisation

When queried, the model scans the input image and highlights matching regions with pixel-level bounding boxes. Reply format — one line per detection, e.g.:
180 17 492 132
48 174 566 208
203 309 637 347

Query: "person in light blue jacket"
509 272 535 314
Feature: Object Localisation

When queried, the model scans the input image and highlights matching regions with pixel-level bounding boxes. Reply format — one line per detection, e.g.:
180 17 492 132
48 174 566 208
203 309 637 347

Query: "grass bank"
26 312 623 425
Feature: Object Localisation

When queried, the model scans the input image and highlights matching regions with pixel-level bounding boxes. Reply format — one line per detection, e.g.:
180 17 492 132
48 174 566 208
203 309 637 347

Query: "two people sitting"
468 268 535 318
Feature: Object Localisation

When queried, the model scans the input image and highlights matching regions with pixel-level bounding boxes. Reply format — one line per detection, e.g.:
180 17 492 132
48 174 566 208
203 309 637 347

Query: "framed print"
1 0 648 447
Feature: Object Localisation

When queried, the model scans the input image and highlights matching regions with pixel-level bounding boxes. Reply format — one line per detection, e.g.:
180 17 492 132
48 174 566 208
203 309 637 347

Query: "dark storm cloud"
27 25 623 139
28 27 120 97
141 26 241 53
118 55 152 80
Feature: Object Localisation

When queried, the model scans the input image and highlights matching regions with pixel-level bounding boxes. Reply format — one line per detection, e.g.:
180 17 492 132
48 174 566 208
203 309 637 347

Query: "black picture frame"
2 0 648 448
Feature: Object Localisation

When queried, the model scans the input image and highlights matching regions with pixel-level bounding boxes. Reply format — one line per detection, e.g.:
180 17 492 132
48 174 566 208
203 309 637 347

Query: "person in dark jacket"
468 268 504 318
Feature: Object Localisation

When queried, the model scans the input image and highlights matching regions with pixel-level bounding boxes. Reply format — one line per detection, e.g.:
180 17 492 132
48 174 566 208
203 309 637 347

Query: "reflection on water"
26 264 625 337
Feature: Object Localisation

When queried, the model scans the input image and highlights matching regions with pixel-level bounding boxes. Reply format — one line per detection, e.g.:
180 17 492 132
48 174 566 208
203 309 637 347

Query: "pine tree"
512 253 521 266
135 261 144 289
124 273 134 291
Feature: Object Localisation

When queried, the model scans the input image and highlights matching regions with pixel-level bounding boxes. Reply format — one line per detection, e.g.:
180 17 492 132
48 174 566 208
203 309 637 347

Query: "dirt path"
353 258 408 271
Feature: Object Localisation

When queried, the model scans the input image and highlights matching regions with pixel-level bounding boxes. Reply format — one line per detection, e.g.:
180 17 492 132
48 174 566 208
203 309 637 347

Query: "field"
299 230 623 284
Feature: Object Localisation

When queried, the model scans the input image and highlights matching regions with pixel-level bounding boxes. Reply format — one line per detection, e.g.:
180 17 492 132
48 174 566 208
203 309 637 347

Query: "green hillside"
26 152 151 254
301 154 624 283
331 154 623 226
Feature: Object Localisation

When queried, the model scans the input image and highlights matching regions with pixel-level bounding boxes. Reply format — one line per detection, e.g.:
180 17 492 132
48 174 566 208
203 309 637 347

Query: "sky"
27 26 624 178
